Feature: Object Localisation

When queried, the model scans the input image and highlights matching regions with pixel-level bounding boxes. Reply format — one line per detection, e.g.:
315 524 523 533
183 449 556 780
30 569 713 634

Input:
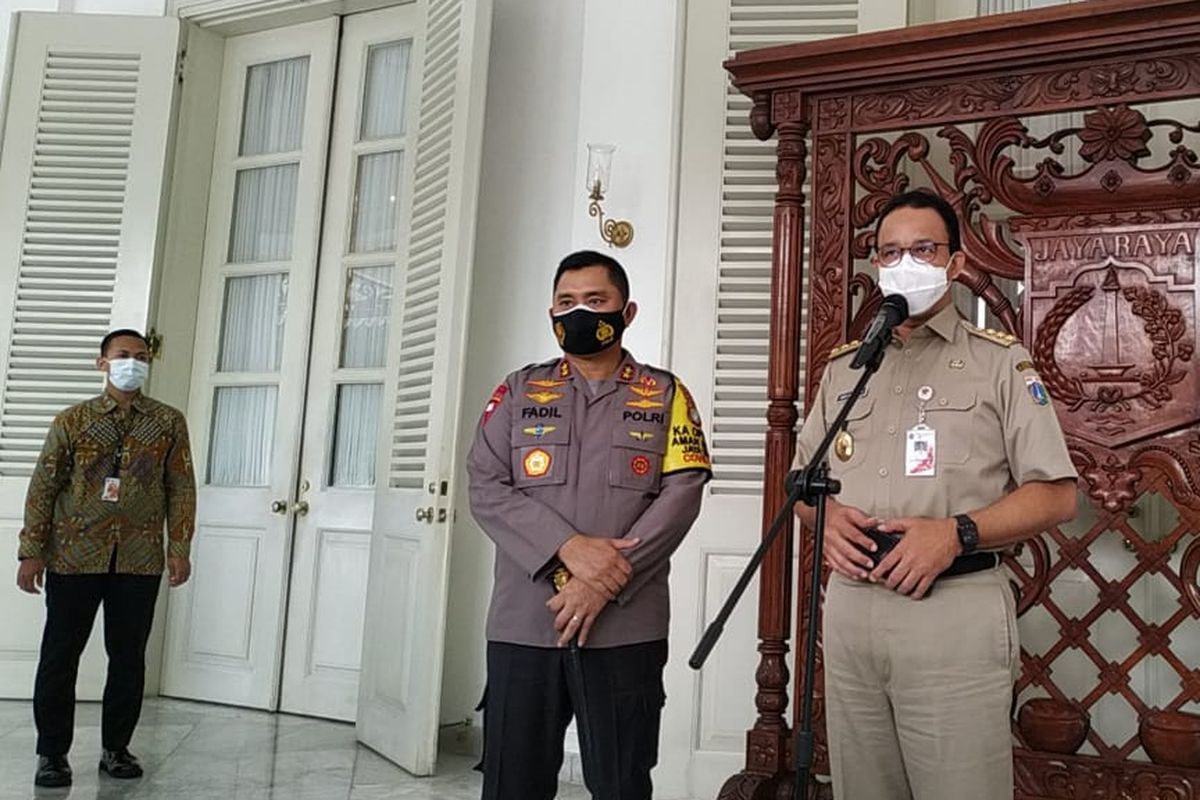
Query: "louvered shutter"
385 0 461 491
0 12 181 478
358 0 491 774
709 0 858 494
0 12 180 699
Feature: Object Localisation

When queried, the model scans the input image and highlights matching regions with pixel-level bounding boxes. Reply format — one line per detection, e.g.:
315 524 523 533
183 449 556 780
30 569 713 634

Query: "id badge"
101 477 121 503
905 426 936 477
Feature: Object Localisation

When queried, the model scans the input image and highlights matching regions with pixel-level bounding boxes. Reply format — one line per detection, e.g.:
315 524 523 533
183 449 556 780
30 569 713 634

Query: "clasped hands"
545 534 639 647
819 501 959 601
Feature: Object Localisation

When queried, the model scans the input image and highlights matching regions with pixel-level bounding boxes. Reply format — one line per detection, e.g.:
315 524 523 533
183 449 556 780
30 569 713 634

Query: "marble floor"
0 699 591 800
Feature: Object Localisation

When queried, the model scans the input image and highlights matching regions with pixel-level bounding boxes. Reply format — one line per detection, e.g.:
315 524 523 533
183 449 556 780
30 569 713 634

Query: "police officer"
794 191 1078 800
467 250 710 800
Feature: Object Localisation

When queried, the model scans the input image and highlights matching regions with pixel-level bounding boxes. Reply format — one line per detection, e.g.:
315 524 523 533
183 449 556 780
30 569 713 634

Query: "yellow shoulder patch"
828 340 861 360
965 325 1019 347
662 378 711 474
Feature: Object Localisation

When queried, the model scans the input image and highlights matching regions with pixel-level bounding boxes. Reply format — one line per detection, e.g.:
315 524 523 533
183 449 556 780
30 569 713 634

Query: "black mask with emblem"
552 305 627 356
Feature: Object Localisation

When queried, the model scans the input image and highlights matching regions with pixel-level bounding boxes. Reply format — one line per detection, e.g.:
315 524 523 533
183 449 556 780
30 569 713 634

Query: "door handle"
292 500 310 516
416 507 433 523
271 499 289 515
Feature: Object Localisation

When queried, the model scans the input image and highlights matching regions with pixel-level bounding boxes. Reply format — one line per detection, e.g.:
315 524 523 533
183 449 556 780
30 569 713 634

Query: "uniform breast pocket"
826 397 874 477
610 427 663 495
922 390 977 464
511 422 571 488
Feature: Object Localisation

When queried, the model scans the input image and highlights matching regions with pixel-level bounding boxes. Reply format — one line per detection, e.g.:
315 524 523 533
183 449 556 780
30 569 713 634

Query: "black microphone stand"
689 339 889 800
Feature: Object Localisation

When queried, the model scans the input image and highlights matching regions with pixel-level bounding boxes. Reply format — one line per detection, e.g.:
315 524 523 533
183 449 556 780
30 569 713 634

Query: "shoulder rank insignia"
828 340 861 360
966 325 1019 347
526 391 563 405
528 378 567 389
558 360 571 378
619 364 636 381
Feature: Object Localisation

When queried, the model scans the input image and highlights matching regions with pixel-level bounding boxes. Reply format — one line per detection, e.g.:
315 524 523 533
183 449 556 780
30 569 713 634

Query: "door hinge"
146 328 164 362
176 47 187 84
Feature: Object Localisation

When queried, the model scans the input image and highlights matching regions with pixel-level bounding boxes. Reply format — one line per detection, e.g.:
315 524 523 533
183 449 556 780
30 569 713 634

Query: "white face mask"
877 253 949 317
107 358 149 392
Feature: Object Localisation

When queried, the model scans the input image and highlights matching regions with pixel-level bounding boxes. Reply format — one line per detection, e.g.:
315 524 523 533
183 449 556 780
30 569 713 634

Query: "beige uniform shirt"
795 304 1077 521
467 352 711 648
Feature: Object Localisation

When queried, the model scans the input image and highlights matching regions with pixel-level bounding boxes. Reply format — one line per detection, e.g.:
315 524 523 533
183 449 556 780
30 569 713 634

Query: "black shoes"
98 748 143 779
34 755 72 788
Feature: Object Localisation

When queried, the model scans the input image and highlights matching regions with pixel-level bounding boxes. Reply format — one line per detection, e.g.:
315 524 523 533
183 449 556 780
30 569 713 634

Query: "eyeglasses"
875 240 949 267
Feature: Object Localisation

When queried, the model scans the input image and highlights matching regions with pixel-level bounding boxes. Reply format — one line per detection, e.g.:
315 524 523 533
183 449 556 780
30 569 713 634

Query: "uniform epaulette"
963 324 1019 347
828 340 861 360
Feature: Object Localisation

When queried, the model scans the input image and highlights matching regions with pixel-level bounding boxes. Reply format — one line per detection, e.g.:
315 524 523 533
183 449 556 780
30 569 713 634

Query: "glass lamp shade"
586 143 615 195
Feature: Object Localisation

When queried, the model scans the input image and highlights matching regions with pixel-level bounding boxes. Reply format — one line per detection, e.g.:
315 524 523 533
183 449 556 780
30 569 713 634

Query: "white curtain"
341 265 393 368
240 57 309 155
219 273 289 372
351 151 403 253
209 385 278 486
229 164 300 262
331 383 382 487
360 42 411 141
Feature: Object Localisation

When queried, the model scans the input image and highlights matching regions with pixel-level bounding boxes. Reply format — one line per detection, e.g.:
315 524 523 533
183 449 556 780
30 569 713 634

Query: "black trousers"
479 639 668 800
33 567 161 756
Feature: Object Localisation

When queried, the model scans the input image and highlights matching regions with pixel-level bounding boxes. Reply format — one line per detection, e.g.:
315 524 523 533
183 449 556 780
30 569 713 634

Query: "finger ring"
571 614 580 623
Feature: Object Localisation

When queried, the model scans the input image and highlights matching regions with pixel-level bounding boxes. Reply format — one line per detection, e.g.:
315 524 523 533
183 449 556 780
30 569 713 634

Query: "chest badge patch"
626 398 664 410
949 359 965 370
834 430 854 462
629 385 664 399
528 378 567 389
630 455 652 476
523 448 552 478
628 430 655 442
523 424 556 438
526 391 563 405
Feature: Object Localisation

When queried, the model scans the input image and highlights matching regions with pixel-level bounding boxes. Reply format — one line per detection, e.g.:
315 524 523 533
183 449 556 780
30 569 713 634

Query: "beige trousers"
823 567 1019 800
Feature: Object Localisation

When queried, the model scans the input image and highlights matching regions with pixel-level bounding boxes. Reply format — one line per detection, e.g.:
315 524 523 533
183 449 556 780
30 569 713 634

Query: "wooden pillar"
718 90 810 800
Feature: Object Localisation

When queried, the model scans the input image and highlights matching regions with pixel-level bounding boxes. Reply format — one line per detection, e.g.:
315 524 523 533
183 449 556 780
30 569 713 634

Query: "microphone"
850 294 909 369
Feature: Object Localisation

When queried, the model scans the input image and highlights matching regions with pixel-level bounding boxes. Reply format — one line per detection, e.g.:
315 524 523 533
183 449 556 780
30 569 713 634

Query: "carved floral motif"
852 57 1200 130
1078 105 1152 163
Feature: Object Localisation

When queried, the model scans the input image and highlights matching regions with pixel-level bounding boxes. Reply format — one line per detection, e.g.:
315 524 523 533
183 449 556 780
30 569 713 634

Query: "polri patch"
523 448 552 478
630 455 652 476
482 384 507 425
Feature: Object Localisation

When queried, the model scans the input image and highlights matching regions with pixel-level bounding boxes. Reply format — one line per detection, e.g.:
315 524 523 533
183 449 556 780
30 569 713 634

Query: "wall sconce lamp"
586 143 634 248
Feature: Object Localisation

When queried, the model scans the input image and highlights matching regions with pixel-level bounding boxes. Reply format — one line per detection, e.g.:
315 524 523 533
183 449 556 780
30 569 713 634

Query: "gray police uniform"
467 351 710 799
794 304 1077 800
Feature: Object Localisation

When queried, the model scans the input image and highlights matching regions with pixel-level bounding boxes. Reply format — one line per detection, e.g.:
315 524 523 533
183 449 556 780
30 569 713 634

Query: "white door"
356 0 492 774
279 7 419 722
160 19 338 709
0 12 180 698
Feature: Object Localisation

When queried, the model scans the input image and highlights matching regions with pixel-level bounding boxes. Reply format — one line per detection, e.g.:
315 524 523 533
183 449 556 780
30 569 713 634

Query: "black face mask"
552 306 627 356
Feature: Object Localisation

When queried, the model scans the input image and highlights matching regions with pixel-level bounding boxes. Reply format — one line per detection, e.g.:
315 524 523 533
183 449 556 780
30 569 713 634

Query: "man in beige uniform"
794 191 1077 800
467 250 710 800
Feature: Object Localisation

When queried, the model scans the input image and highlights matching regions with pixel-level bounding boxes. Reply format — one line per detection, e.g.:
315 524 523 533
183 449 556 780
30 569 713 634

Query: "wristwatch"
954 513 979 555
